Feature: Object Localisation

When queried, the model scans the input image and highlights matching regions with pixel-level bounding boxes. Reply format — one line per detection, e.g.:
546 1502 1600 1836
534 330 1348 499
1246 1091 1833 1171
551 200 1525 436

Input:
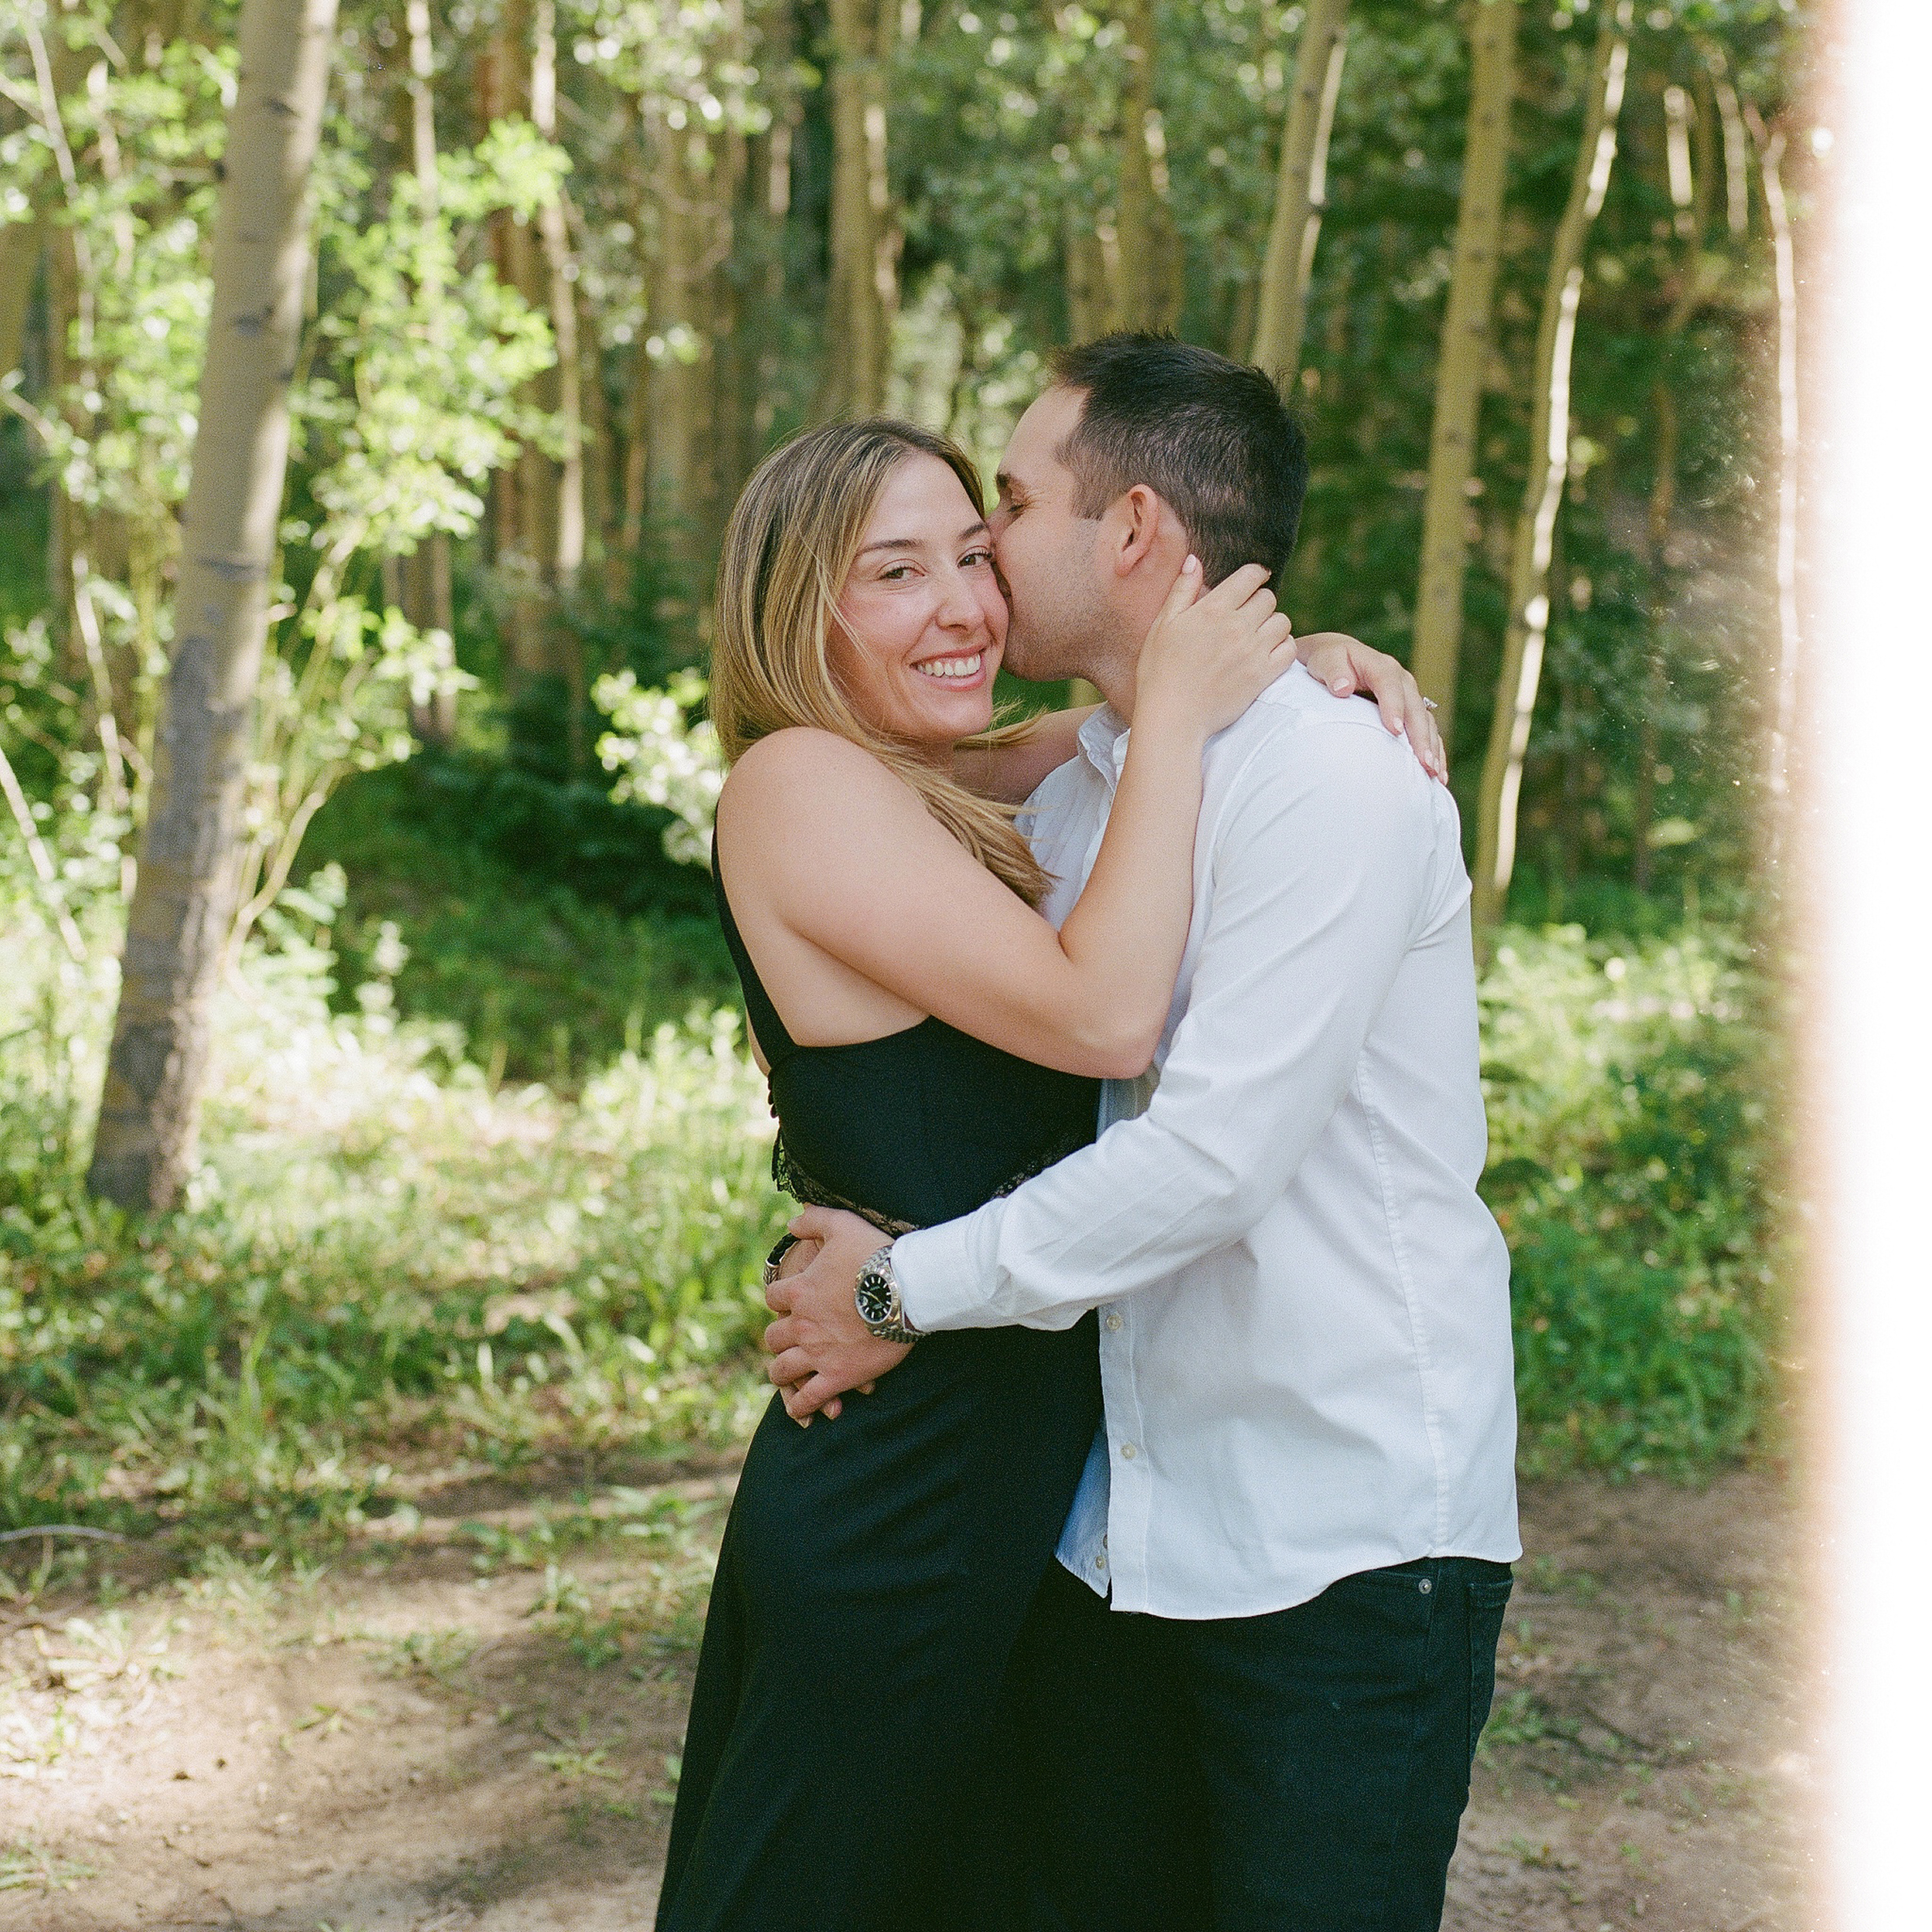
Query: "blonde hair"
710 417 1051 905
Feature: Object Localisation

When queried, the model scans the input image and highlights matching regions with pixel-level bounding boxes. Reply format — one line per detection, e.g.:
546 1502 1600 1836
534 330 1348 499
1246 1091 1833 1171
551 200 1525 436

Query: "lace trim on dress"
770 1122 1094 1239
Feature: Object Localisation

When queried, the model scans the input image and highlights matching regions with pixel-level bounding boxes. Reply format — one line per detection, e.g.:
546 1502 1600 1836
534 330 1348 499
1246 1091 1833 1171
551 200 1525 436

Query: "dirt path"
2 1468 1811 1930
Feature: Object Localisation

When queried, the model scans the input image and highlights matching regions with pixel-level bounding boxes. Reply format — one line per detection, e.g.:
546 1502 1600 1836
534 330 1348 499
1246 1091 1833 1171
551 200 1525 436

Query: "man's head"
991 334 1308 693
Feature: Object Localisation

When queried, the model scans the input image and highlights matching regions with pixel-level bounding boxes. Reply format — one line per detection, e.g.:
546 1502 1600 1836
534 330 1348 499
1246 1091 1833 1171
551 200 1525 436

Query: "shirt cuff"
893 1202 1004 1334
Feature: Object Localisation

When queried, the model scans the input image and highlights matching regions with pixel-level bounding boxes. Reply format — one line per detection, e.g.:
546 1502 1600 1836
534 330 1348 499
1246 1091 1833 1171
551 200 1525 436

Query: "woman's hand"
1134 559 1298 743
1298 631 1448 782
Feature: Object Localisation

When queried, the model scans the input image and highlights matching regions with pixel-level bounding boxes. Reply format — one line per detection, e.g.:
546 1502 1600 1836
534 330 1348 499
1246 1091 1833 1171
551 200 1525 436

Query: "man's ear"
1103 483 1167 580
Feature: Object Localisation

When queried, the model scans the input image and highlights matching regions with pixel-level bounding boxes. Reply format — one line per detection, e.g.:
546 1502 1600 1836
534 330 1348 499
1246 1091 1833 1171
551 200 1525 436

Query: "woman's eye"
879 564 915 582
961 548 994 569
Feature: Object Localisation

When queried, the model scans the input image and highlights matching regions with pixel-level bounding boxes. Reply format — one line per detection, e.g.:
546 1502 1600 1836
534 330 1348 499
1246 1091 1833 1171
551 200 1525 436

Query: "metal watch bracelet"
855 1243 921 1345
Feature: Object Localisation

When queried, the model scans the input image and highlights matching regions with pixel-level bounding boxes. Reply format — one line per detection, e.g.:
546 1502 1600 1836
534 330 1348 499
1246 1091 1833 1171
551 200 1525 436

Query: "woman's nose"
933 566 982 630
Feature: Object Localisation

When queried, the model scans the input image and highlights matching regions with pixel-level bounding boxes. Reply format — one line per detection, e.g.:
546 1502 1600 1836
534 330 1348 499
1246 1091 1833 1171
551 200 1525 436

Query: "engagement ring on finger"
1423 697 1439 711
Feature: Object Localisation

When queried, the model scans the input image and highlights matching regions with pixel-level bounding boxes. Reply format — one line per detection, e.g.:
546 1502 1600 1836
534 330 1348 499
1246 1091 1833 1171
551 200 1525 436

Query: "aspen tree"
482 5 551 689
1631 73 1718 885
529 0 587 761
823 0 900 414
1745 101 1800 875
1471 1 1631 942
398 0 455 744
1110 0 1180 332
88 0 340 1212
1065 222 1110 342
1250 0 1350 386
0 218 38 389
1410 0 1518 745
645 104 716 576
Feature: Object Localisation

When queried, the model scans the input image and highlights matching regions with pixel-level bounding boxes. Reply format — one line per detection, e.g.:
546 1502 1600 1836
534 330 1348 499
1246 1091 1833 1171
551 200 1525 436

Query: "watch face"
855 1267 894 1326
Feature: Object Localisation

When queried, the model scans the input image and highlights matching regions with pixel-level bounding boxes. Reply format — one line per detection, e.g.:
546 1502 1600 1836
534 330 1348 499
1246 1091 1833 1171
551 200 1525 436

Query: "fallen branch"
0 1523 130 1545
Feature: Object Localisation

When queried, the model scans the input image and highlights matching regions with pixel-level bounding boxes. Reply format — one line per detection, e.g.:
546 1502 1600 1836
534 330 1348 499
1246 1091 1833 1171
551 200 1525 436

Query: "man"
764 334 1519 1931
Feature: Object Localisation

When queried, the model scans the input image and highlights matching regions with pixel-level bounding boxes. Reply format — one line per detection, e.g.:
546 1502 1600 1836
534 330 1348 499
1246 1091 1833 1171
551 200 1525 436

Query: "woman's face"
830 453 1009 751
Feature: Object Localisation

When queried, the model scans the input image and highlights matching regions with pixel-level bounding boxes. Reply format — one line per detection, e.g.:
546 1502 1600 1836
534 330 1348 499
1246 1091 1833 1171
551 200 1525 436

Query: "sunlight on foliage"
0 851 783 1547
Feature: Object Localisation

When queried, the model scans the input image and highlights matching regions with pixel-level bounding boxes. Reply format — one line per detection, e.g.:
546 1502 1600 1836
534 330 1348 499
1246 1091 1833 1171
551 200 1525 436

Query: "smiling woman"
829 471 1005 733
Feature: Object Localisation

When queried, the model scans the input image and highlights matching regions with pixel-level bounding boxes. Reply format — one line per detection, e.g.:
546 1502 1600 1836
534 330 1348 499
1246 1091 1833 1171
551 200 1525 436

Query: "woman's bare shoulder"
718 729 924 842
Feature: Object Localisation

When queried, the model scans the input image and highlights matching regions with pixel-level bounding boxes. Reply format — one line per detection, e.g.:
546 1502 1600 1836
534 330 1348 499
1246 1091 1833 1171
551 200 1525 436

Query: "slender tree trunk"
1702 49 1751 239
1471 2 1628 943
531 0 586 763
1111 0 1180 332
485 8 554 693
1066 219 1110 342
822 0 898 414
1631 380 1678 890
1747 107 1801 876
1410 0 1519 747
400 0 454 745
88 0 339 1212
646 105 713 590
1250 0 1351 385
0 215 41 385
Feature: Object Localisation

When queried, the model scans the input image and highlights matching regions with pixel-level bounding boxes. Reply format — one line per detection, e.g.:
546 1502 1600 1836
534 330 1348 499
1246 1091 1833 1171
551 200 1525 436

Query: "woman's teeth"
916 653 982 682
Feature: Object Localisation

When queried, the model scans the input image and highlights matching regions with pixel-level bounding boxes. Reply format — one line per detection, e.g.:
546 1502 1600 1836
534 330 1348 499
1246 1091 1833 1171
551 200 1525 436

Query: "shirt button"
1120 1443 1138 1460
1094 1554 1107 1571
1418 1578 1433 1595
1104 1313 1123 1332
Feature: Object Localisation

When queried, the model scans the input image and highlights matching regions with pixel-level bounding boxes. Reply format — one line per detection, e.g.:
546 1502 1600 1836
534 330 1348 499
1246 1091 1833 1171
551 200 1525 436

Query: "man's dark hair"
1049 333 1308 587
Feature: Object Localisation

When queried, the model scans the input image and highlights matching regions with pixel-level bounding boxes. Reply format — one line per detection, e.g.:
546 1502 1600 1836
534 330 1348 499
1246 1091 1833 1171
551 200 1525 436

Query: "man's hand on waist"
763 1206 913 1423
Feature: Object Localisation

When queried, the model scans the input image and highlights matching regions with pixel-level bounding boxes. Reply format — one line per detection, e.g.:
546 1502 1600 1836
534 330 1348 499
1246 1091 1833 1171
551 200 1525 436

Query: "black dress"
654 859 1104 1932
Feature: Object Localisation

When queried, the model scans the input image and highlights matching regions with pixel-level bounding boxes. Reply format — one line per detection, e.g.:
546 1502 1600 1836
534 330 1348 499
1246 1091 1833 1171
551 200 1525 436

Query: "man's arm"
765 717 1460 1414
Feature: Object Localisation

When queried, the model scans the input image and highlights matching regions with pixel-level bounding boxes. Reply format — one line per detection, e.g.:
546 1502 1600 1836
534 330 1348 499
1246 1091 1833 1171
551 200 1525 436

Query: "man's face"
988 386 1110 684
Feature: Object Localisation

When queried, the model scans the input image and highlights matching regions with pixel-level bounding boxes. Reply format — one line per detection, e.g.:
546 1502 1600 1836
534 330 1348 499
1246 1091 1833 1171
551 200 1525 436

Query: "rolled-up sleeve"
896 721 1445 1334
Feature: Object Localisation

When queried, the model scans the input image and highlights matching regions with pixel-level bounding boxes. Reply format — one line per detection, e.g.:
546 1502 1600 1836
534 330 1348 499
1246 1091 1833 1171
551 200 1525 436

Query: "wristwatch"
853 1243 922 1346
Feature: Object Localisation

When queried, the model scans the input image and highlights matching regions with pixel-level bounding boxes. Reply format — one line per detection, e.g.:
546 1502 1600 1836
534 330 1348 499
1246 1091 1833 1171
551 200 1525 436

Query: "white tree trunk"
88 0 340 1211
1250 0 1350 386
1409 0 1519 746
1471 4 1631 943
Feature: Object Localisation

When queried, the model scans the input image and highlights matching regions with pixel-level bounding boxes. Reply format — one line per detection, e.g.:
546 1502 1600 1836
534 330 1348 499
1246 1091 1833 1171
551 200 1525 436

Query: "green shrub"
1480 925 1781 1475
0 862 783 1543
302 762 735 1080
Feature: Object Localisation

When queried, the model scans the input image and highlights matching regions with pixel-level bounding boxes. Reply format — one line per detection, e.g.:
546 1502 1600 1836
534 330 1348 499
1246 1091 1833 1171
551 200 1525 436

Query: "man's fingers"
767 1345 815 1386
764 1277 794 1317
782 1373 848 1423
763 1315 802 1357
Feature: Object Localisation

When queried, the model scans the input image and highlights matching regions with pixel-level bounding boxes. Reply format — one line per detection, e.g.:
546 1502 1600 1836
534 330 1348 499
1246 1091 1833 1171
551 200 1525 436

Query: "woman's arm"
951 704 1101 804
954 632 1446 805
717 561 1293 1080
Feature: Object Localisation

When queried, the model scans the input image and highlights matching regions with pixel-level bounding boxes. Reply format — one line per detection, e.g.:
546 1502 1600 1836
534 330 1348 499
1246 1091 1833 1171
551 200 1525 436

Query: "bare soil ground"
0 1466 1811 1931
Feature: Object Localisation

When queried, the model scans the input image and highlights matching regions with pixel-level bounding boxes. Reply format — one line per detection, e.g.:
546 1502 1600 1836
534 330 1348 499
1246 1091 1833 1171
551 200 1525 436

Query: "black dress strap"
711 843 797 1066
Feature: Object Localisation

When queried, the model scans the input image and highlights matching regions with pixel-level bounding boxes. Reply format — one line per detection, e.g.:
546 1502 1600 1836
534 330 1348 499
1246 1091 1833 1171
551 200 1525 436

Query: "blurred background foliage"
0 0 1803 1550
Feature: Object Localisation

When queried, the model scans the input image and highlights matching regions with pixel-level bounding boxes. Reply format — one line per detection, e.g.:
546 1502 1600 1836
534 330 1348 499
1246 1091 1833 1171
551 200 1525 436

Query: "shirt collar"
1077 703 1132 785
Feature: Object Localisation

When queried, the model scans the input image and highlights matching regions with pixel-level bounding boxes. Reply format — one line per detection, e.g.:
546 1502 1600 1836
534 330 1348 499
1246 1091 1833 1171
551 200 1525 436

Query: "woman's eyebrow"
857 522 988 559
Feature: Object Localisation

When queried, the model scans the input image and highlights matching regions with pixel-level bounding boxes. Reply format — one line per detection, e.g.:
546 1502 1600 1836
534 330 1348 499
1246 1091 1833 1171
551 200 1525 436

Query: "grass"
0 809 1787 1590
0 859 785 1555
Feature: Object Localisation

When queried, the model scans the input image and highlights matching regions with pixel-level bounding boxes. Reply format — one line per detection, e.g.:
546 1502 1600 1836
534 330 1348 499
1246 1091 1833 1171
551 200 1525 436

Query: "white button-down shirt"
893 667 1520 1620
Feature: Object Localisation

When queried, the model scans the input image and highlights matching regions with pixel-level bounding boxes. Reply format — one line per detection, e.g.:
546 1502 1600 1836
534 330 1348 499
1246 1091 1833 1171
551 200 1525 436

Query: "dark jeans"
1005 1553 1514 1932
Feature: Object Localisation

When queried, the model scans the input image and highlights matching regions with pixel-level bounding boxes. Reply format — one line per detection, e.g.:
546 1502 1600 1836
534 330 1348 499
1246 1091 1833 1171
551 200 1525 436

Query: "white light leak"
1811 2 1932 1928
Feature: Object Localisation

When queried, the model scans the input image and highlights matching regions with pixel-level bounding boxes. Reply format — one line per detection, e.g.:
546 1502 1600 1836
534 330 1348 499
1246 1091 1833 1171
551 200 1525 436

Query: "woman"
656 417 1417 1931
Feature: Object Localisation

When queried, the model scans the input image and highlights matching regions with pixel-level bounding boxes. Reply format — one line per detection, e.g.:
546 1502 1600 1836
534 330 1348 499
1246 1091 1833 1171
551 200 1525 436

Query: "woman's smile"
911 650 989 687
